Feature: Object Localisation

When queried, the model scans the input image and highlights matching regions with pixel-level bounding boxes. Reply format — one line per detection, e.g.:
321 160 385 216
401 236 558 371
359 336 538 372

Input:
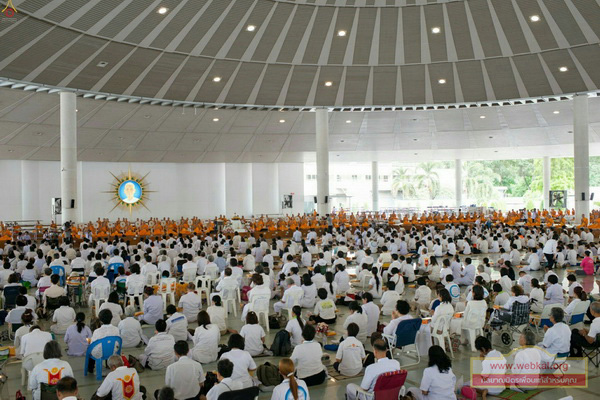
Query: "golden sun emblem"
103 167 154 214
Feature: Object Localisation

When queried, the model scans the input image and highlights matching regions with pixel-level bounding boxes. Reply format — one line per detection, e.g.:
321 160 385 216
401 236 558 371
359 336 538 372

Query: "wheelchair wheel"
501 332 512 346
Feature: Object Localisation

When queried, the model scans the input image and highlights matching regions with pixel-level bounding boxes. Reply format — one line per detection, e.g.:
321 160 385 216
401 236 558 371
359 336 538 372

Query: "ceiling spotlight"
345 120 351 123
212 118 219 122
36 132 43 136
213 76 222 82
96 61 108 68
325 81 333 87
530 15 540 22
143 115 151 119
413 138 418 141
480 115 486 119
559 66 568 72
489 136 493 139
340 140 345 143
246 25 256 32
438 78 446 84
431 27 441 34
75 109 79 112
337 30 347 37
279 119 285 123
8 149 14 153
553 110 560 114
158 7 168 14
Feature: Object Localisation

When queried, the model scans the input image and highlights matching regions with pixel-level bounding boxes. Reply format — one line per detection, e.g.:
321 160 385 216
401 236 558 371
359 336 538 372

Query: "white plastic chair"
181 269 196 284
158 278 176 311
568 300 590 329
146 271 160 286
221 286 238 317
463 307 487 351
90 285 110 317
249 293 271 332
284 291 303 320
21 352 44 387
359 273 372 290
195 276 212 303
431 314 453 358
126 281 145 309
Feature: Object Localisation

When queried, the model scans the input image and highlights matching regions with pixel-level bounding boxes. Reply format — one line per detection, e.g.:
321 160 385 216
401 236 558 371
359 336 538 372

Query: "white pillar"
252 163 279 215
455 159 462 209
372 161 379 212
316 109 330 216
574 94 589 223
543 156 551 209
225 163 253 218
21 160 40 221
60 91 78 224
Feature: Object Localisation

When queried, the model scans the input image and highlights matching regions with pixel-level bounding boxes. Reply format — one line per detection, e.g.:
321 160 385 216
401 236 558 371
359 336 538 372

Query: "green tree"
464 161 501 204
391 167 417 199
414 162 441 200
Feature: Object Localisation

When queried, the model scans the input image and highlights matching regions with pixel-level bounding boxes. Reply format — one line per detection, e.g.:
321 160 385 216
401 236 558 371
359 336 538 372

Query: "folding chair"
353 369 408 400
382 318 422 368
581 335 600 368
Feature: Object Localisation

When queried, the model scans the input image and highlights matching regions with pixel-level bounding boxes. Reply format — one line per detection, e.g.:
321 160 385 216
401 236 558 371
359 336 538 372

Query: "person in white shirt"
139 319 175 370
95 355 143 400
413 277 432 311
537 307 571 363
29 341 74 400
511 331 541 391
164 340 204 400
274 278 304 314
271 358 310 400
192 310 221 364
99 292 124 326
139 287 164 325
118 317 147 348
89 310 121 373
345 339 401 400
542 235 557 269
383 300 412 337
55 376 79 400
341 301 368 344
334 323 366 377
178 283 203 323
50 297 76 334
20 326 53 371
205 359 243 400
290 324 326 386
407 345 457 400
285 306 307 347
543 275 564 306
219 334 257 389
239 311 270 356
361 293 380 338
380 281 401 316
456 258 476 286
311 288 337 324
165 304 189 342
472 337 506 397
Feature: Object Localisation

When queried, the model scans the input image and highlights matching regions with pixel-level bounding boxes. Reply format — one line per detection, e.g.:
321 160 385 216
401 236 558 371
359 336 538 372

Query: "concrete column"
372 161 379 212
543 156 551 209
574 94 590 223
225 163 252 218
21 160 39 221
455 159 462 209
252 163 279 215
60 91 78 223
315 109 330 216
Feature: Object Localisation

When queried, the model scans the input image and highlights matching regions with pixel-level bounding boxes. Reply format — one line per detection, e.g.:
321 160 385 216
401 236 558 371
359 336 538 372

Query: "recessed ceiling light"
438 78 446 84
346 120 351 124
530 15 540 22
8 149 14 153
431 27 441 34
559 66 568 72
340 140 345 143
158 7 168 14
553 110 560 114
213 118 219 122
246 25 256 32
213 77 222 82
279 119 285 123
193 139 200 143
75 109 79 112
143 115 151 119
413 138 418 141
337 30 347 37
36 132 43 136
325 81 333 87
489 136 493 139
96 61 108 68
480 115 486 119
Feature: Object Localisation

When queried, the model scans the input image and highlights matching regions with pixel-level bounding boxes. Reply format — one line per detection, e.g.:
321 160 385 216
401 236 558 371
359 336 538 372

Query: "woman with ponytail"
367 267 382 299
285 305 305 347
271 358 310 400
64 312 92 356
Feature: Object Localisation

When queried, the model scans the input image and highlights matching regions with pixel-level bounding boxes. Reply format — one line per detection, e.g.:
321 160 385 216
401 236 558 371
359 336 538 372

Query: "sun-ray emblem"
103 166 155 214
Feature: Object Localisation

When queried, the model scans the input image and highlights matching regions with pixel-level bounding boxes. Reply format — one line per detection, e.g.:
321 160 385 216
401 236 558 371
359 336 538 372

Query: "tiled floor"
1 253 599 399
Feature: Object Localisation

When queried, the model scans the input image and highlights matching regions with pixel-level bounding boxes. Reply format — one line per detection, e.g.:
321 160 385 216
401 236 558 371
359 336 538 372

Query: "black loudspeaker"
591 193 595 201
70 199 75 209
581 193 585 201
313 196 317 203
325 196 329 203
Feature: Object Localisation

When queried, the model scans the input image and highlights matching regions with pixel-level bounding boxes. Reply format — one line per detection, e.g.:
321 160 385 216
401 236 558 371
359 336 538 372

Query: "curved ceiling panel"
0 0 598 107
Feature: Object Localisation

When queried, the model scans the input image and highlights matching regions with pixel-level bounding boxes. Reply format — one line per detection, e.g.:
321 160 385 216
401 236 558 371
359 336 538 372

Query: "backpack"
270 329 291 356
268 314 287 330
256 362 283 387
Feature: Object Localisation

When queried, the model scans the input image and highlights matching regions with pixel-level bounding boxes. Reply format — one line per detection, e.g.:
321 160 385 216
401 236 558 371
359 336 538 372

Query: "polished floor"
1 253 599 399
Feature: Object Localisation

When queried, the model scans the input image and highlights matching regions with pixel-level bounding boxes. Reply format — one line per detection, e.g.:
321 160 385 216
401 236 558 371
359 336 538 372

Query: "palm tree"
414 162 441 200
391 167 417 199
464 162 500 204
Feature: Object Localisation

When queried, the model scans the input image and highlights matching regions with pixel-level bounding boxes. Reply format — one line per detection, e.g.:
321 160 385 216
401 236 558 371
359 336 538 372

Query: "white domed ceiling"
0 0 599 108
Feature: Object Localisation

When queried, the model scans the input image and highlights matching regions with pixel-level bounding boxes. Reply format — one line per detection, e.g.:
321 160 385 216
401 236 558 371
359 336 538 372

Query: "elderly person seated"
537 307 570 364
29 341 74 400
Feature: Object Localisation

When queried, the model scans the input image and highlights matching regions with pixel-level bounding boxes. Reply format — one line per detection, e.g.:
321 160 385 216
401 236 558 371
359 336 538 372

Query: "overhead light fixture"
553 110 560 114
438 78 446 84
337 30 347 37
480 115 486 119
494 150 499 153
431 27 441 34
413 138 418 142
325 81 333 87
158 7 168 14
213 77 222 82
213 118 219 122
336 154 340 157
246 25 256 32
75 109 79 112
279 119 285 123
530 15 540 22
559 66 568 72
340 140 345 143
96 61 108 68
8 149 14 153
118 137 124 140
143 115 151 119
489 136 493 139
345 120 351 123
36 132 43 136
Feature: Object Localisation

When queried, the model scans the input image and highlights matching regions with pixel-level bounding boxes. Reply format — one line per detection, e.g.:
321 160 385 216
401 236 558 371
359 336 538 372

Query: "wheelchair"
489 300 531 346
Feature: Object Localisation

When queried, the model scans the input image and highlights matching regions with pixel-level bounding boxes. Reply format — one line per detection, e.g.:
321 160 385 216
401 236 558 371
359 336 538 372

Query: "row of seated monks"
2 208 600 242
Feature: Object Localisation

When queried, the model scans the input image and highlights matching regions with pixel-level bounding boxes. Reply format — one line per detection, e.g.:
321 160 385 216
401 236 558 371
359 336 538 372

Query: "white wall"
0 160 304 222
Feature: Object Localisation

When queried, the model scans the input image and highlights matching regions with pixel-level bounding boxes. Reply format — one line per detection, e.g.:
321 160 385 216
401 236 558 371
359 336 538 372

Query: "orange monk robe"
577 216 589 229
